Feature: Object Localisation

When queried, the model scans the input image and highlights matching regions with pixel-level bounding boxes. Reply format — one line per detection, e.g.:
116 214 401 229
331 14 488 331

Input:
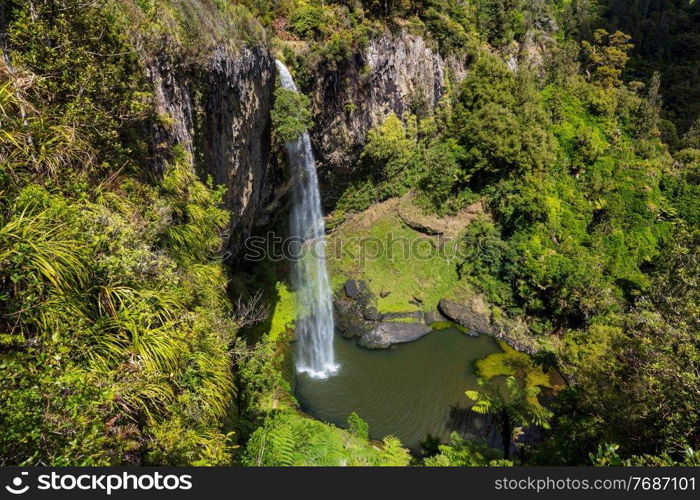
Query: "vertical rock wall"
147 44 278 257
309 31 469 204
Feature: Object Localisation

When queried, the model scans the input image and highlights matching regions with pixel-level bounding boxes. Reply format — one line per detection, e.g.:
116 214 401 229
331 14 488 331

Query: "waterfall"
276 60 339 379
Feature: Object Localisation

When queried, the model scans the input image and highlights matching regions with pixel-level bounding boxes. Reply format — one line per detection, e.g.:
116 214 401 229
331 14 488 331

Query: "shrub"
347 412 369 440
452 55 555 183
271 87 314 148
242 412 410 466
360 113 418 198
289 3 329 40
416 139 466 213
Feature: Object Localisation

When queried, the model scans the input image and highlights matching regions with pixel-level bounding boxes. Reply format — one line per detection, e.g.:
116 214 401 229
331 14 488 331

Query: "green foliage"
0 358 126 466
145 417 234 466
0 168 236 465
0 64 95 179
544 277 700 464
416 139 467 214
335 178 378 214
267 282 296 341
448 71 672 326
274 1 374 82
289 2 331 39
335 114 419 214
7 0 151 174
682 120 700 150
161 146 229 263
236 334 293 416
347 412 370 440
590 443 700 467
466 376 553 459
597 0 700 135
581 29 633 89
476 0 525 47
424 432 510 466
589 443 625 466
476 341 555 395
271 87 314 148
457 218 512 304
452 55 555 183
0 1 237 465
361 113 418 198
648 228 699 332
421 1 478 55
242 412 410 466
663 149 700 225
359 0 411 18
341 111 476 215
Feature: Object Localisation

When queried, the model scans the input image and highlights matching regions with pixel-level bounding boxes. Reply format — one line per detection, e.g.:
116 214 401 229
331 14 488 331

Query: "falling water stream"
276 60 338 379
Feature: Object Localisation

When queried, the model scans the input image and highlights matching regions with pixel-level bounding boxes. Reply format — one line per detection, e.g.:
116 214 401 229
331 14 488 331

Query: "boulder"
344 279 367 299
334 299 369 339
438 296 491 334
362 305 383 321
358 321 431 349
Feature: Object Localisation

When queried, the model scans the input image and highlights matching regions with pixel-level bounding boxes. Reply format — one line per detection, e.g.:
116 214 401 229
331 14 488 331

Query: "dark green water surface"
295 327 502 450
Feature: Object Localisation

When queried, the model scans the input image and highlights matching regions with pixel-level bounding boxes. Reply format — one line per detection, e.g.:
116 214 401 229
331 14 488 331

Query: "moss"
430 321 453 330
327 201 463 314
454 323 470 334
390 316 421 323
268 282 296 341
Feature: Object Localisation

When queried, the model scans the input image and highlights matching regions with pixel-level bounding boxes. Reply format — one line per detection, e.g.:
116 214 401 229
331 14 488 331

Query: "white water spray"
276 60 338 379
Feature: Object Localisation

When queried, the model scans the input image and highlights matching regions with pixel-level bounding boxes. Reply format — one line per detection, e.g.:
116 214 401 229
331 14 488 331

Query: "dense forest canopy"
600 0 700 138
0 0 698 466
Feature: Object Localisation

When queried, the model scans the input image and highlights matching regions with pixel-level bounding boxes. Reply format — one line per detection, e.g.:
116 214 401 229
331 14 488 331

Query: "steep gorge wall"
147 44 279 257
308 31 469 204
142 30 477 252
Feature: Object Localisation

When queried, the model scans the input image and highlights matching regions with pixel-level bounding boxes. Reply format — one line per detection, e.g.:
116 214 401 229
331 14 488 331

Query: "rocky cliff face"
141 30 476 251
309 31 469 204
148 44 278 258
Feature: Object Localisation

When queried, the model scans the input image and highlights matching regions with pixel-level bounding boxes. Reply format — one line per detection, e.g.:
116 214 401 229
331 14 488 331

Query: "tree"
289 3 329 40
477 0 524 47
548 281 700 463
417 139 465 212
597 0 700 134
360 113 418 198
581 29 633 88
682 119 700 150
451 56 554 183
466 376 552 460
360 0 410 18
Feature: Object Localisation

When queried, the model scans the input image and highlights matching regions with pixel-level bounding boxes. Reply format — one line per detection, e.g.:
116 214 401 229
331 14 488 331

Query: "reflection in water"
295 327 502 450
